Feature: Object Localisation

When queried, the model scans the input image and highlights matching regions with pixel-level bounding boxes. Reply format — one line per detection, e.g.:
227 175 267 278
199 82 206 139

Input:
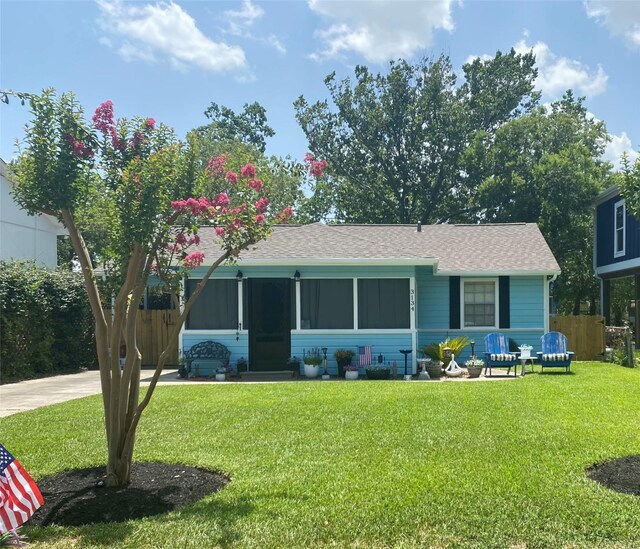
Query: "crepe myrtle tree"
9 90 323 487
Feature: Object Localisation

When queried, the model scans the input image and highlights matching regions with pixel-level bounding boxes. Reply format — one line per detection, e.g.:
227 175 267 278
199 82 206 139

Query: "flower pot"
345 370 359 380
425 362 443 379
215 373 226 381
304 363 320 378
466 366 483 378
366 368 390 380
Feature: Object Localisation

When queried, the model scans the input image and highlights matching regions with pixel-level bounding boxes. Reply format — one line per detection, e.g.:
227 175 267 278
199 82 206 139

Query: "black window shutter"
449 276 460 329
499 276 510 329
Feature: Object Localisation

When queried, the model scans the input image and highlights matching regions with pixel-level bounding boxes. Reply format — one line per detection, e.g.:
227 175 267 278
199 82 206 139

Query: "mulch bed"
30 462 229 527
587 454 640 496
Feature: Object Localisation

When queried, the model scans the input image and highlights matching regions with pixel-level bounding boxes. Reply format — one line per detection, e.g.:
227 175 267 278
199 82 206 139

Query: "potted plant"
421 336 472 378
464 357 485 378
236 357 247 374
334 349 355 377
366 365 390 380
287 356 301 373
215 365 229 381
303 348 322 378
344 364 359 380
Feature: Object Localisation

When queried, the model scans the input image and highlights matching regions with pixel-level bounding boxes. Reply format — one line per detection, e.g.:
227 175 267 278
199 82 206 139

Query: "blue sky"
1 0 639 168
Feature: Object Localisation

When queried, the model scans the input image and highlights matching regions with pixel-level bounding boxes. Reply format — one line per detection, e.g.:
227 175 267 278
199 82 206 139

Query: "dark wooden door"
248 279 291 371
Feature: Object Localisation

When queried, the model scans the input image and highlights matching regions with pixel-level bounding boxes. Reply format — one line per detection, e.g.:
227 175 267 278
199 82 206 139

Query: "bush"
0 261 96 383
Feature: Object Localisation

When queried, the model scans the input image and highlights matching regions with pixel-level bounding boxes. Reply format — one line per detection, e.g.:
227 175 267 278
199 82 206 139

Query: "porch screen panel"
186 279 238 329
358 279 410 329
300 279 353 329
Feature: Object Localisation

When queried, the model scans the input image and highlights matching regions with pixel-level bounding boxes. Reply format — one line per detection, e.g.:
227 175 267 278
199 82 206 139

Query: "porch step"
239 370 298 382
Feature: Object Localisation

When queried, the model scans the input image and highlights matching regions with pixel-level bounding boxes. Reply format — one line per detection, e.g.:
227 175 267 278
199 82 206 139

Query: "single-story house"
594 185 640 342
180 222 560 375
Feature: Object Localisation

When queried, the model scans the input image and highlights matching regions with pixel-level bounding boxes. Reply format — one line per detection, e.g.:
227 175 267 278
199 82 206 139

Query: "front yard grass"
3 362 640 548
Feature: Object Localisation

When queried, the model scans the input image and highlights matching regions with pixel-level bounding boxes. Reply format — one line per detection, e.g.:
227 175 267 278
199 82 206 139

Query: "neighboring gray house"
181 222 560 374
0 158 66 268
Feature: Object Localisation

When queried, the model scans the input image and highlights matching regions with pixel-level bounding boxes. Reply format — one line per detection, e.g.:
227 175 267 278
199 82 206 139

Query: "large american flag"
0 444 44 534
358 346 372 367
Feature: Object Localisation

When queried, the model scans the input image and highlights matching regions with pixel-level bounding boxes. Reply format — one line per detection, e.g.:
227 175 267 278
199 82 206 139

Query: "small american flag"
0 444 44 534
358 346 372 367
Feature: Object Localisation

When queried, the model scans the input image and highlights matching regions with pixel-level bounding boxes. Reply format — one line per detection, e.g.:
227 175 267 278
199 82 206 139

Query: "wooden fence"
106 309 179 367
549 315 605 361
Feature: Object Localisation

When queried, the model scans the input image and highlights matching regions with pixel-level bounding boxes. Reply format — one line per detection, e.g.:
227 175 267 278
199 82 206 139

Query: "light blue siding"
510 276 545 329
416 266 448 329
291 332 415 376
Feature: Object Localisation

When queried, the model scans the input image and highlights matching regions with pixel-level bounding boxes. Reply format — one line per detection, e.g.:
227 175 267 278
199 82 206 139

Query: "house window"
300 279 353 329
614 199 626 258
462 280 497 328
358 279 410 329
186 279 239 330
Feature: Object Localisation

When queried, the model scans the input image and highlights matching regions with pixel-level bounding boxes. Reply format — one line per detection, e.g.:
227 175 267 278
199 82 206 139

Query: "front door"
248 278 291 371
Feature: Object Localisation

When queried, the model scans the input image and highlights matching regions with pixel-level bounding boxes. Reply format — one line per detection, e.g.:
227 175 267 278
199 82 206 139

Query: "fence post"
625 330 635 368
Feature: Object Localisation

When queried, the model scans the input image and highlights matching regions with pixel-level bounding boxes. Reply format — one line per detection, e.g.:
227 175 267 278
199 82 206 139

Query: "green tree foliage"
8 89 288 486
0 261 95 382
201 101 275 153
294 50 538 224
619 154 640 220
473 93 609 313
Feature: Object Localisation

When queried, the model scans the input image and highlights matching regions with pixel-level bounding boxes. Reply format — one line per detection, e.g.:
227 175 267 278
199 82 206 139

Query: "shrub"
0 261 96 383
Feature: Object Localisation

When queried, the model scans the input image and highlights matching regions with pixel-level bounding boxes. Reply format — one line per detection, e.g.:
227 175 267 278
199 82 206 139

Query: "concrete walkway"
0 369 182 418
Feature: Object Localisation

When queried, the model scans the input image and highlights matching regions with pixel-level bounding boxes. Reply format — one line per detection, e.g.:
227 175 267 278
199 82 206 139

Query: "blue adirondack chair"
537 332 573 373
483 332 518 376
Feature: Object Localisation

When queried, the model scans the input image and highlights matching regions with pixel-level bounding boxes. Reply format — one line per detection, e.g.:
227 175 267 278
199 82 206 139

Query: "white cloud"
225 0 265 36
267 34 286 55
603 131 639 169
514 37 608 97
97 0 248 73
309 0 456 63
585 0 640 49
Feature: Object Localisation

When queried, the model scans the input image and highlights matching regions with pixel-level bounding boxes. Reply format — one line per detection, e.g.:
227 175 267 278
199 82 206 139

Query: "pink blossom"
215 227 225 237
304 152 314 163
175 232 187 245
248 178 263 191
226 171 238 184
171 199 187 211
189 234 201 245
92 100 115 135
234 218 243 228
65 134 93 159
183 251 205 269
309 160 327 178
254 214 265 224
111 128 125 152
128 131 146 149
276 206 294 223
215 192 231 207
206 154 227 179
240 163 256 179
255 197 269 213
145 118 156 130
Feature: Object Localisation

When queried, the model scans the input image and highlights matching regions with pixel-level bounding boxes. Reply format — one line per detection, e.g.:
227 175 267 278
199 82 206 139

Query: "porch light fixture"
236 271 243 281
294 270 301 281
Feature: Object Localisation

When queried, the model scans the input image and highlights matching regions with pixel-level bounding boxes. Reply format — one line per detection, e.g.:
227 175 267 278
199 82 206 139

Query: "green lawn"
3 363 640 548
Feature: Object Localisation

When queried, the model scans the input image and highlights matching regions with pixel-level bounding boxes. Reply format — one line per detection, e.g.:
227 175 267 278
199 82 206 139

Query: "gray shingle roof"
195 223 560 275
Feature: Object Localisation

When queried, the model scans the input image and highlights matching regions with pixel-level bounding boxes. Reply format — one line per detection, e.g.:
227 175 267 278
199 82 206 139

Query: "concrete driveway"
0 369 182 418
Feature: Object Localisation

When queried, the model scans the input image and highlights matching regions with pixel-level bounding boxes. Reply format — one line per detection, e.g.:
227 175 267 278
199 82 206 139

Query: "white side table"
519 356 537 377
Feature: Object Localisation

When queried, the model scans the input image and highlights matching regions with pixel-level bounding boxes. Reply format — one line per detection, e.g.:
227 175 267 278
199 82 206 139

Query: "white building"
0 158 67 268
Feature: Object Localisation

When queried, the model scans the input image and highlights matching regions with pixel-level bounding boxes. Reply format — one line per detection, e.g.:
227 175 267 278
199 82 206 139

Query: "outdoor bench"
184 341 231 378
